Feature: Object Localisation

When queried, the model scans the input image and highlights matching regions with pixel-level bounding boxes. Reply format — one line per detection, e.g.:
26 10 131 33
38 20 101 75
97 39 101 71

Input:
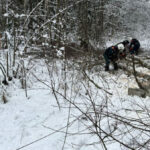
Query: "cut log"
119 64 150 80
128 88 146 98
133 56 150 70
126 56 150 70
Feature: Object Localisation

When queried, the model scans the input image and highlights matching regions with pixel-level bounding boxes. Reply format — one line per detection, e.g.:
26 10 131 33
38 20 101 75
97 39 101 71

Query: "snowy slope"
0 57 150 150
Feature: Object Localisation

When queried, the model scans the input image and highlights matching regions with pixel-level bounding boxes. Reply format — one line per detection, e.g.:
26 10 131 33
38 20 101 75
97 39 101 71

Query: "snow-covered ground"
0 56 150 150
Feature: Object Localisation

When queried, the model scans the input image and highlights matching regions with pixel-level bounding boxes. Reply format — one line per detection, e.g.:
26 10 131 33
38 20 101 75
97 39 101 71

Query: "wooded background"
0 0 150 52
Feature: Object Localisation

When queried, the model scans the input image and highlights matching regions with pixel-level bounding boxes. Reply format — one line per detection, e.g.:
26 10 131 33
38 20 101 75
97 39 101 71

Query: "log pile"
119 55 150 98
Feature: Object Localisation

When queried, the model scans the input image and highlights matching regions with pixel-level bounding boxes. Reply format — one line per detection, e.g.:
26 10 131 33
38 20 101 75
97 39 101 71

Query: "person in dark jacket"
103 44 124 71
116 40 129 47
122 40 129 47
129 38 140 55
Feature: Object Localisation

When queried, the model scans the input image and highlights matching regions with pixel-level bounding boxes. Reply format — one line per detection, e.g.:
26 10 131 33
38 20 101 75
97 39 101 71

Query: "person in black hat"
129 38 140 55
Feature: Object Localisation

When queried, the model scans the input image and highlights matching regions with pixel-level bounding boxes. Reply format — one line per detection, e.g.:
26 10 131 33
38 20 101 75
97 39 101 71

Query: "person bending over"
103 44 124 71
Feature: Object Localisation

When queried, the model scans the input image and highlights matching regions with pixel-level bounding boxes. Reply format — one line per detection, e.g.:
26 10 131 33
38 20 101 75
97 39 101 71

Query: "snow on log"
120 55 150 97
128 88 146 98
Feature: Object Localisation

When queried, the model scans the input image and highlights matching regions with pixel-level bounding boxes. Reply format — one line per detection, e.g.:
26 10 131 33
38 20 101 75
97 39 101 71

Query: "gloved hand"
130 48 132 51
119 53 126 59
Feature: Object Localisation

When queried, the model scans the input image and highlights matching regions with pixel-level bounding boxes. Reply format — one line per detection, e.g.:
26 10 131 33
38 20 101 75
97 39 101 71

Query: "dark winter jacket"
104 46 119 61
122 40 129 47
129 39 140 54
129 39 140 50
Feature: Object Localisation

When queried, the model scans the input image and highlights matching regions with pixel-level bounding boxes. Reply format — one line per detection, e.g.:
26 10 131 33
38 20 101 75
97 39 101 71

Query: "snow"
0 89 55 150
1 0 150 148
0 56 150 150
60 47 65 51
42 34 48 38
5 31 11 40
56 47 65 57
3 13 9 17
52 20 56 24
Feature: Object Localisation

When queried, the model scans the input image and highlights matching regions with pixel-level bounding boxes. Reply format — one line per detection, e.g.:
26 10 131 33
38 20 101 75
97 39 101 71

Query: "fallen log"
118 64 150 81
120 56 150 97
134 56 150 70
126 56 150 70
128 86 150 98
128 88 146 98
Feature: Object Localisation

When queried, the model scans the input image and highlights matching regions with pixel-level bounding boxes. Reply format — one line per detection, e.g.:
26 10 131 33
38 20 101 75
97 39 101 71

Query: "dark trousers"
103 54 118 70
103 53 110 67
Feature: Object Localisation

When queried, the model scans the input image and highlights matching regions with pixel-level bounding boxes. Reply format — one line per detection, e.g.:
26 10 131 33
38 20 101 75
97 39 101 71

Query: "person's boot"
114 63 118 70
135 50 138 55
105 65 109 71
